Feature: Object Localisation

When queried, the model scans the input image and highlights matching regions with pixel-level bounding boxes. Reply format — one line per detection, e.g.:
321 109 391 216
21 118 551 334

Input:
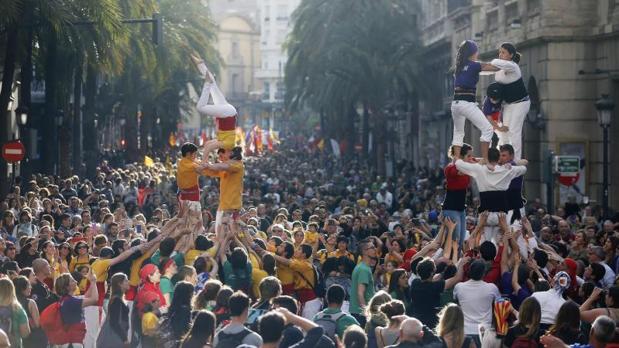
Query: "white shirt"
491 58 522 84
455 160 527 193
531 289 566 324
376 191 393 208
454 280 500 335
599 261 616 288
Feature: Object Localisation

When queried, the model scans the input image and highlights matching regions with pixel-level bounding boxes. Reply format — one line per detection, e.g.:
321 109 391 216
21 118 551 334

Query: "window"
527 0 541 14
486 8 498 30
231 73 239 94
505 1 519 23
231 41 239 58
276 4 288 20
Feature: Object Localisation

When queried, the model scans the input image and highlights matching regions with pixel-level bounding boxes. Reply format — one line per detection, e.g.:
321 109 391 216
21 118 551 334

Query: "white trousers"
84 305 103 348
197 82 237 118
497 100 530 160
451 100 494 146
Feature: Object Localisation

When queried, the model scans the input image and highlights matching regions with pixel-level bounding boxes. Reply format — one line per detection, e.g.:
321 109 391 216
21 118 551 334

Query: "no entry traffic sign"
2 140 26 163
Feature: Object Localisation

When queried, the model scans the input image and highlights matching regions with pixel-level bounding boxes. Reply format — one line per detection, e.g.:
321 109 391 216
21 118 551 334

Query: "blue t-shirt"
454 60 482 90
482 96 501 116
60 295 84 325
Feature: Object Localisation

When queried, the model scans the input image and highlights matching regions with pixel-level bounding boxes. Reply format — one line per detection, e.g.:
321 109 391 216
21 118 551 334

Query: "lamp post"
595 94 615 219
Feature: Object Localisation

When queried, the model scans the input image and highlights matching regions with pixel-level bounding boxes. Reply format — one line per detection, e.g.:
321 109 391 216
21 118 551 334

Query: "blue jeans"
442 210 466 247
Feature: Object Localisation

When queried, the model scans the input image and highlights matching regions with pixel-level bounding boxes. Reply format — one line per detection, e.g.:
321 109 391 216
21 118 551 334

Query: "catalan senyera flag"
144 156 155 167
168 132 176 147
235 127 245 148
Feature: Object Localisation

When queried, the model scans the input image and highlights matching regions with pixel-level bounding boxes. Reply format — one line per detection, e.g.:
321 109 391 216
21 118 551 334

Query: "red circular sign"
559 173 580 186
2 140 26 163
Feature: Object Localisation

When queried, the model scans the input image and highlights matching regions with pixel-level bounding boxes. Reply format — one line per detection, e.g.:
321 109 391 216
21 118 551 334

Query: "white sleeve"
511 165 527 177
455 160 480 178
491 59 518 73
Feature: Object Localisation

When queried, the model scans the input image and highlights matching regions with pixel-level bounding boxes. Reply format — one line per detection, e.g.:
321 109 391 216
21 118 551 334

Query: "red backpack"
40 297 86 344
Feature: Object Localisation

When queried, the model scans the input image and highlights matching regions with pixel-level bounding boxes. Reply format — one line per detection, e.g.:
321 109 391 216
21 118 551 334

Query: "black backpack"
215 327 251 348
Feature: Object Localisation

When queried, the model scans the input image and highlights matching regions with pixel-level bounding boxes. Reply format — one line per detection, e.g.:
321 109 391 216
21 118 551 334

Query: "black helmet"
486 82 504 100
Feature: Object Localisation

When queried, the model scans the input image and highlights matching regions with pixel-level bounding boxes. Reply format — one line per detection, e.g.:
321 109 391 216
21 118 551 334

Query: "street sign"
2 140 26 163
554 156 580 176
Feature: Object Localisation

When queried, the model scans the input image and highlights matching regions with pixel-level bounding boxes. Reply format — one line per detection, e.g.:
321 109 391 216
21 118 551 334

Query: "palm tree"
285 0 425 173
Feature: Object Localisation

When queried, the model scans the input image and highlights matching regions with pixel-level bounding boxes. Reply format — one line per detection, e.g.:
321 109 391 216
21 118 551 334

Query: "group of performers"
445 40 531 247
174 54 245 247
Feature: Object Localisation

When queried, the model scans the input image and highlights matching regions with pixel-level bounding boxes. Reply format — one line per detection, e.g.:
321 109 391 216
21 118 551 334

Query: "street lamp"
595 94 615 219
15 105 28 127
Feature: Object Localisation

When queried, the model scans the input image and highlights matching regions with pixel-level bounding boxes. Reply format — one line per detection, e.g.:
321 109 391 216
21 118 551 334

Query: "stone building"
419 0 619 212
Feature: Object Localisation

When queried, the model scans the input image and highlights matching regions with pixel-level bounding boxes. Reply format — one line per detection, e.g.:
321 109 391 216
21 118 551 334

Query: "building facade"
419 0 619 212
208 0 262 127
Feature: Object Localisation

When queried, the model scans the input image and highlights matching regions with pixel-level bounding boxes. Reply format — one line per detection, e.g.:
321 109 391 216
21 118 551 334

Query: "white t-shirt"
531 289 566 324
600 261 616 288
454 280 500 335
491 58 522 84
455 160 527 193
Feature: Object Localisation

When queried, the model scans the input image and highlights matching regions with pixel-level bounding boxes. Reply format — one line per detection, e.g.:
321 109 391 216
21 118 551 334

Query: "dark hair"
193 257 207 274
282 241 294 259
300 244 312 259
449 143 472 160
181 143 198 157
170 281 194 312
99 246 114 258
379 300 405 321
230 147 243 161
488 148 500 163
549 301 581 336
343 325 368 348
534 249 549 268
499 144 515 156
181 310 216 347
416 258 436 280
12 275 30 306
195 280 222 310
410 258 423 276
326 284 346 305
160 237 176 258
443 264 458 280
479 241 497 261
215 286 233 309
228 291 250 317
486 82 504 100
454 40 478 74
469 260 487 281
194 235 212 251
388 269 407 295
259 312 286 344
262 253 276 276
500 42 521 64
607 286 619 308
229 247 248 270
271 295 298 314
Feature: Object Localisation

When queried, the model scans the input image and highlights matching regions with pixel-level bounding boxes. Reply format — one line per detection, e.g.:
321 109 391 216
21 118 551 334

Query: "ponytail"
500 42 521 63
453 40 478 75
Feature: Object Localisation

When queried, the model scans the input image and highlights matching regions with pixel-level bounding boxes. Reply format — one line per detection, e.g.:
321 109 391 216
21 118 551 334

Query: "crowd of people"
0 137 617 348
0 40 619 348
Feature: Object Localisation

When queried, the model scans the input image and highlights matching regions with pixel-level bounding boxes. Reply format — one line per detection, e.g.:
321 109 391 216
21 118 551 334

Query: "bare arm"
29 299 40 327
82 272 99 307
357 284 367 308
275 308 318 332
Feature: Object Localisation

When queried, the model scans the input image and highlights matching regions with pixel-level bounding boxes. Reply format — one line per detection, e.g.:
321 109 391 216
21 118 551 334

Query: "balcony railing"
448 0 471 14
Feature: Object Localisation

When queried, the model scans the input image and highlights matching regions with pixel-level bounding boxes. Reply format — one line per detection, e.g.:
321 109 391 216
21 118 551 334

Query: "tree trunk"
362 102 369 155
43 35 58 175
72 64 83 175
0 23 19 197
83 65 97 179
19 26 33 182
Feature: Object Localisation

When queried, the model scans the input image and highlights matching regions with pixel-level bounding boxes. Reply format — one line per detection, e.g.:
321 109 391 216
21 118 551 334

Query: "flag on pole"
330 139 340 158
168 132 176 147
144 156 155 167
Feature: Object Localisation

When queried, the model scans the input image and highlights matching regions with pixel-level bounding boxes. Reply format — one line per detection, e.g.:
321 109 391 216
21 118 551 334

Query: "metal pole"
603 125 609 219
547 149 554 214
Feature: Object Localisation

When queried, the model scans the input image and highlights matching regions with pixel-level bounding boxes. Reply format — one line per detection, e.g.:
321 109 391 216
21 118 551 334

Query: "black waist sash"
478 191 509 213
503 78 528 103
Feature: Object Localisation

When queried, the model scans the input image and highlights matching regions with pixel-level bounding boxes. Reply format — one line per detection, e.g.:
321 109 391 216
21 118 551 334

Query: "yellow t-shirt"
177 157 200 190
277 263 294 287
219 160 244 211
328 250 356 263
290 259 314 290
129 251 155 287
142 312 159 336
315 249 330 264
90 258 112 282
304 231 319 245
248 252 267 298
70 255 91 273
184 249 203 266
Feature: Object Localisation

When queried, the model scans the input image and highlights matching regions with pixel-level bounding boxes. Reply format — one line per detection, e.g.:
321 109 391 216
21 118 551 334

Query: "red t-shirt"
444 164 470 191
